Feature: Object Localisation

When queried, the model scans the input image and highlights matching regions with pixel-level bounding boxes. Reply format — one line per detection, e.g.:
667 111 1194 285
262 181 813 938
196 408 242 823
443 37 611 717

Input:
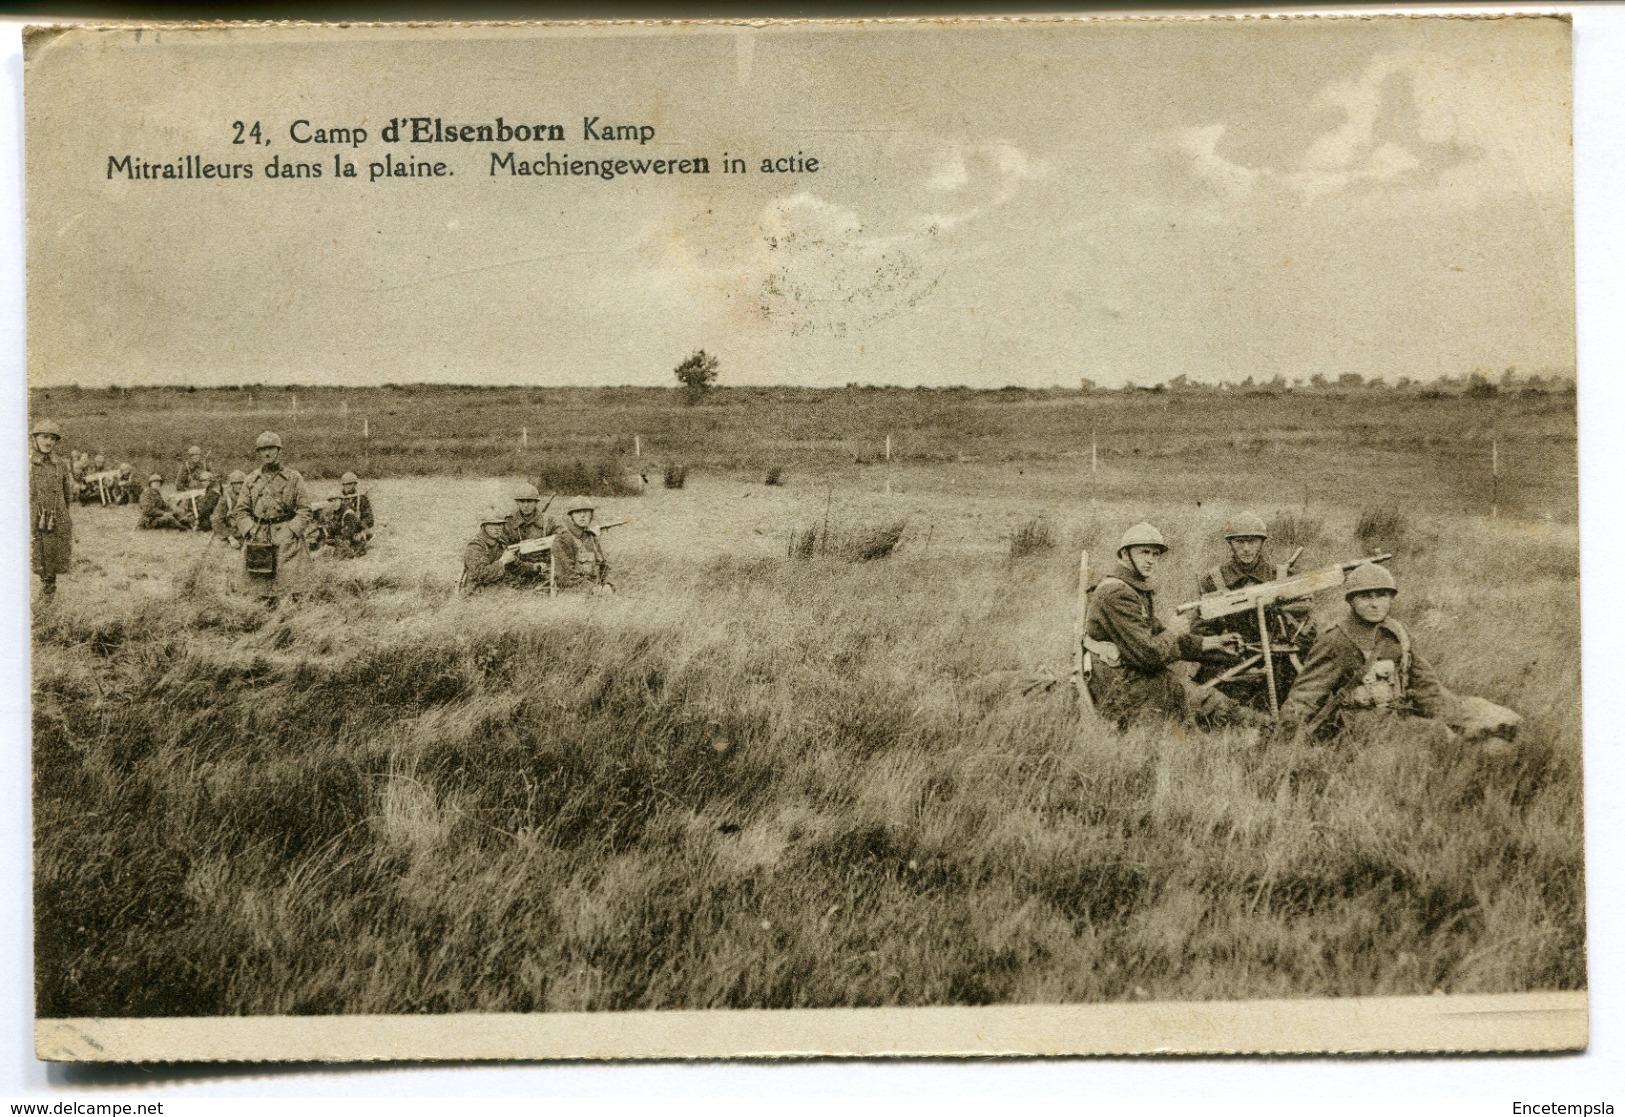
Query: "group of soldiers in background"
32 418 613 603
461 483 614 594
1083 515 1513 744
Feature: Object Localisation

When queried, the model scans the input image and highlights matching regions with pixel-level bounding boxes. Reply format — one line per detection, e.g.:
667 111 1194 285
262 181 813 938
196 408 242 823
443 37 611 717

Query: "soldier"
329 471 375 558
1083 522 1244 728
551 496 612 592
502 482 554 581
175 444 209 490
230 430 313 599
74 452 104 505
138 474 188 530
111 463 140 505
29 418 74 599
193 470 222 533
214 470 247 548
1279 563 1447 740
463 506 526 592
1191 512 1314 707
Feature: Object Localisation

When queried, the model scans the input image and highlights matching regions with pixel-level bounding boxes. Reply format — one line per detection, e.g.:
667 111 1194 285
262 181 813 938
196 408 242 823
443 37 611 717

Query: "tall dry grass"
31 489 1583 1015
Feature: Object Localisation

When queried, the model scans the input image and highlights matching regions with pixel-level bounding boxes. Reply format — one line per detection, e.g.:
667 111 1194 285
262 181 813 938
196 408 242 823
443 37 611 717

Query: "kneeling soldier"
1085 522 1243 727
330 471 375 557
214 470 247 547
1279 563 1445 739
138 474 188 530
551 496 611 592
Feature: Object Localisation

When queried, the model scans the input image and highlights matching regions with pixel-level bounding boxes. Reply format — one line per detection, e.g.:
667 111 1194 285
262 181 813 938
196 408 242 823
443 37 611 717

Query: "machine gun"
84 469 121 506
1175 552 1392 716
168 487 207 528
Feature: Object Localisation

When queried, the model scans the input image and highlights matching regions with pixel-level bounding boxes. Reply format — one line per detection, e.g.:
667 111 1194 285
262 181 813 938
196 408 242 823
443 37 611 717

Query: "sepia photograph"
21 13 1584 1060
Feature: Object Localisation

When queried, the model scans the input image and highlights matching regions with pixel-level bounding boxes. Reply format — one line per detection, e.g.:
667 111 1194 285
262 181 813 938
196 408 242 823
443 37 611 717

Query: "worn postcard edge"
33 992 1588 1062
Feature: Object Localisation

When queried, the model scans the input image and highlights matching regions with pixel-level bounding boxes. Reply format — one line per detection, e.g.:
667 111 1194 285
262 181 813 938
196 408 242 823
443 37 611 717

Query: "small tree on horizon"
674 349 720 403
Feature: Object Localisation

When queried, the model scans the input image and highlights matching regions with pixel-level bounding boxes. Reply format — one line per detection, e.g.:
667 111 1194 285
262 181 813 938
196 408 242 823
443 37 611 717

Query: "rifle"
1070 550 1095 716
1176 553 1392 717
585 517 631 538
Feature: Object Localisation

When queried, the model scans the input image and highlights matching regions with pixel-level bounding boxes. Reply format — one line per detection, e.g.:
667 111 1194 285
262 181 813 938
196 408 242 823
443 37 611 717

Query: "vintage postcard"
23 14 1583 1061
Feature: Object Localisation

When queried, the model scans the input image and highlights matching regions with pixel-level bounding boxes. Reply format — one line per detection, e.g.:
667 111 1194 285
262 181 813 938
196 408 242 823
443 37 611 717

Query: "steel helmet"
340 471 359 485
1344 562 1398 599
148 473 163 484
92 454 106 465
254 430 284 450
566 495 596 514
481 505 508 526
513 482 541 501
187 445 202 457
118 462 131 472
30 418 62 437
1223 512 1269 540
227 470 246 484
1117 522 1167 556
195 470 213 483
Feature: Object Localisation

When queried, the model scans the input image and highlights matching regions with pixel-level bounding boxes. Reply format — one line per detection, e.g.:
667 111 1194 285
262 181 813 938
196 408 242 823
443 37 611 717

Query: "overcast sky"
26 16 1573 388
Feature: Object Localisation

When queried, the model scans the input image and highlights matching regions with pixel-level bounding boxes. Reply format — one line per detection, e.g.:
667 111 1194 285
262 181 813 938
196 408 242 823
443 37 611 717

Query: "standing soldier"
230 430 313 600
1279 563 1447 739
551 496 611 592
330 471 375 558
1191 512 1314 707
214 470 247 548
1084 522 1244 728
29 418 74 599
138 474 188 530
175 444 209 490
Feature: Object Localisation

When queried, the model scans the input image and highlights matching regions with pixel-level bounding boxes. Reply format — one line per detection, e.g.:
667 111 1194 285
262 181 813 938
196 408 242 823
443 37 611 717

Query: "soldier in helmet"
1191 512 1315 707
230 430 313 599
138 473 188 530
175 444 210 491
1279 563 1446 739
214 470 247 548
327 471 375 558
1083 522 1245 728
463 506 528 592
113 463 141 505
29 417 74 598
550 495 613 592
501 482 554 580
192 470 222 533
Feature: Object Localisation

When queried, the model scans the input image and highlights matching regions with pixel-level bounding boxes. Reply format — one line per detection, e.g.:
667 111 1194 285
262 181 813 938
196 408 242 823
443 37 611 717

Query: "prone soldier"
1083 522 1246 728
138 474 189 530
1278 563 1447 739
29 418 74 599
230 430 314 599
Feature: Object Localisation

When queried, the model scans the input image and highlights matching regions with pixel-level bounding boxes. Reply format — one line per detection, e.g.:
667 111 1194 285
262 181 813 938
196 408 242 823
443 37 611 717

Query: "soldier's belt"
252 512 295 525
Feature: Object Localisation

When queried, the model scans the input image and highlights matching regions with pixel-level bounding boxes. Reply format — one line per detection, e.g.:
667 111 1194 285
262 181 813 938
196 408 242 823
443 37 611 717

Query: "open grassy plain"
30 388 1583 1015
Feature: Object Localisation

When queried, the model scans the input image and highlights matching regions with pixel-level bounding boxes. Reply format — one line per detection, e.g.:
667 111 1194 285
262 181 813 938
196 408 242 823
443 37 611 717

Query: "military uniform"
213 481 245 546
1280 616 1446 738
175 452 210 491
551 520 608 590
194 481 222 533
138 484 187 530
231 462 313 596
501 508 553 580
30 446 74 591
462 531 516 590
1084 561 1205 726
331 491 375 557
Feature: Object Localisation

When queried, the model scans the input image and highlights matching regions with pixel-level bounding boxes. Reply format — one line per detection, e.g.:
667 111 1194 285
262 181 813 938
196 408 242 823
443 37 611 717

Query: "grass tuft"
1009 518 1056 560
